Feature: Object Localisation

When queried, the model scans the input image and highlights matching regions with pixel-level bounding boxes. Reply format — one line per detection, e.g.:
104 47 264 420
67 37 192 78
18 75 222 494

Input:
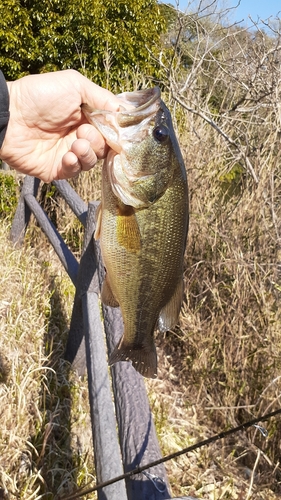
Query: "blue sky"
164 1 281 24
232 0 280 23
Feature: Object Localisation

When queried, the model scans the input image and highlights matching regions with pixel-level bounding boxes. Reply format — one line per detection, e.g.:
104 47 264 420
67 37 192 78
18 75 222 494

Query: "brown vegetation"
147 6 281 498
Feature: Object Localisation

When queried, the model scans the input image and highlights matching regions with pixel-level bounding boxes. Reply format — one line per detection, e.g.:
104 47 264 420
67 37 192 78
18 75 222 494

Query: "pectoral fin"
101 275 119 307
117 204 141 252
158 278 184 333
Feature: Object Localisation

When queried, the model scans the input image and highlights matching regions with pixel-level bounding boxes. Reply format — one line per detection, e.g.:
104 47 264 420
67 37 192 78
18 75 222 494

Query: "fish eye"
153 125 169 143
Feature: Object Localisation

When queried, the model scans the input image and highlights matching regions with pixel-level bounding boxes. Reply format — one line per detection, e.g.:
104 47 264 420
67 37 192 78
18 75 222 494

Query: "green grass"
0 172 20 221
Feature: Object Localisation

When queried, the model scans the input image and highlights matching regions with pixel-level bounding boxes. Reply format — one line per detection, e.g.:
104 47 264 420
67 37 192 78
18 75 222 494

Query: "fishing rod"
60 407 281 499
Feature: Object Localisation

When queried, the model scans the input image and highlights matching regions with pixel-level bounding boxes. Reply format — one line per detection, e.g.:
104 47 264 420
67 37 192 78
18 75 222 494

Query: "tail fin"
109 338 157 379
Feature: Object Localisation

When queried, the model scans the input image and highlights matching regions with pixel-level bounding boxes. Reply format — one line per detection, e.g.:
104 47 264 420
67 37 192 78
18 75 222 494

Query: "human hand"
0 69 121 183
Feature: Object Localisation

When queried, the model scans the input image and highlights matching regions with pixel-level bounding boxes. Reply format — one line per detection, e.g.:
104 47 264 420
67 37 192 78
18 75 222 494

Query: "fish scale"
82 87 188 378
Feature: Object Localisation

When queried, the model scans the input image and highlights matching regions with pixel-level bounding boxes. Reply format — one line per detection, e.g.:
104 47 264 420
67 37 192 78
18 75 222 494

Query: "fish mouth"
82 87 163 152
82 87 161 129
116 87 161 126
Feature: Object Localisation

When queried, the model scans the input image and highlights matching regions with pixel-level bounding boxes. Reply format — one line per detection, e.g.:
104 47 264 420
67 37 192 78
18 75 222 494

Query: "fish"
82 87 188 378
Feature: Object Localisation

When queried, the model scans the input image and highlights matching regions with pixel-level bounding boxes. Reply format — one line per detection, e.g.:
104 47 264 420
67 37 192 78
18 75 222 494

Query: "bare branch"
172 91 259 183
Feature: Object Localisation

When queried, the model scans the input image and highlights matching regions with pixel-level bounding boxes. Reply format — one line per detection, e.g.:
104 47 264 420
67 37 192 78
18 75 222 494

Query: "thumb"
77 73 120 112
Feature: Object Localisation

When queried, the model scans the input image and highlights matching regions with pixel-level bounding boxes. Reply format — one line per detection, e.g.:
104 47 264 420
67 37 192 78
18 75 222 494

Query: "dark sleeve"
0 71 10 149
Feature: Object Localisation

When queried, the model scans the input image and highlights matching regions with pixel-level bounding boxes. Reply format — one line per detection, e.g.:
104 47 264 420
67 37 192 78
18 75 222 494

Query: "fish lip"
117 87 160 107
116 87 161 126
82 87 160 118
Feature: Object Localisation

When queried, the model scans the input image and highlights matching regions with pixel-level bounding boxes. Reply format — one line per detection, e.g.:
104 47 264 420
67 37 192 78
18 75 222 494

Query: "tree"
0 0 36 79
0 0 166 88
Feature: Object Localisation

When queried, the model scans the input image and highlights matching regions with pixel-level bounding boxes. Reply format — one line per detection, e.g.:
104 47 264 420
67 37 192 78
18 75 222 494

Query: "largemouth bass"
82 87 188 378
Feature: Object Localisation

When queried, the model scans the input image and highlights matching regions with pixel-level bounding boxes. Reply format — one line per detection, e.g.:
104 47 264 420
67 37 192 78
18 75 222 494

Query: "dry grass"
143 13 281 495
1 133 281 499
146 49 281 496
2 11 281 498
35 167 102 257
0 168 103 499
0 221 95 499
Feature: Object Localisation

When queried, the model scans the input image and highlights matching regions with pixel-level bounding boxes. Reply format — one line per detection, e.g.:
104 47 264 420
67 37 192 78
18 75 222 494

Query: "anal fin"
158 278 184 333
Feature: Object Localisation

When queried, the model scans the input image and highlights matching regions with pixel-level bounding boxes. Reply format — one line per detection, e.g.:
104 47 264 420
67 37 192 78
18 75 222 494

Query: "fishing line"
60 407 281 500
